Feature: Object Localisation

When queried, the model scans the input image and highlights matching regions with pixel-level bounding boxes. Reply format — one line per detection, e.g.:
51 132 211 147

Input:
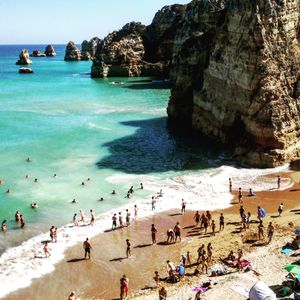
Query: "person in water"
26 157 32 162
15 211 20 222
112 190 116 195
1 220 6 232
43 242 51 257
140 183 143 189
31 203 38 208
71 199 77 203
20 214 25 228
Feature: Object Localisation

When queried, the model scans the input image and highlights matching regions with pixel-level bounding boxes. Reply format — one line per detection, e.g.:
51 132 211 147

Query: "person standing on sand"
258 220 264 240
219 213 225 231
207 243 213 264
151 197 156 211
211 220 216 235
238 187 243 203
83 238 92 259
126 209 131 226
277 175 281 189
202 215 208 234
153 271 160 287
193 211 201 227
73 213 78 226
126 239 131 258
119 212 123 227
174 222 181 242
90 209 95 226
181 199 186 214
239 206 245 221
267 222 275 244
43 242 51 257
151 224 158 244
134 205 138 219
278 203 284 216
120 274 129 300
166 228 175 244
246 212 251 229
229 178 232 192
112 213 117 230
237 248 243 271
159 286 167 300
50 226 55 242
197 244 205 264
186 251 191 266
68 291 76 300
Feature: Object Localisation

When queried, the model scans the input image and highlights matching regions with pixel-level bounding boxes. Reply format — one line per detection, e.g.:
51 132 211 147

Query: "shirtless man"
112 213 117 230
151 197 156 211
151 224 158 244
68 291 76 300
15 211 20 222
20 215 25 228
277 175 281 189
83 238 92 259
50 226 55 242
193 211 201 227
258 220 264 240
219 213 225 231
174 222 181 242
166 228 175 244
197 244 205 264
119 212 123 227
267 222 274 244
278 203 284 216
126 239 131 258
90 209 95 226
79 209 86 223
126 209 131 226
181 199 186 214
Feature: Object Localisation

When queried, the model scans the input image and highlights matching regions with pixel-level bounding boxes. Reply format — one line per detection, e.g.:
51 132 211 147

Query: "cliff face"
168 0 300 167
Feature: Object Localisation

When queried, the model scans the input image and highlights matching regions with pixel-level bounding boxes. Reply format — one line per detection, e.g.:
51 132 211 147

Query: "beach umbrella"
284 264 300 275
295 228 300 235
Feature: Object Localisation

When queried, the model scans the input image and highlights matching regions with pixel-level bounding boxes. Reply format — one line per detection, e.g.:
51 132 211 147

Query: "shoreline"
3 171 300 299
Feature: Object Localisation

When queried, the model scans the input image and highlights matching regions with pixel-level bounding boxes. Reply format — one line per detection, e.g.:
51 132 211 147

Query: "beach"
4 172 300 299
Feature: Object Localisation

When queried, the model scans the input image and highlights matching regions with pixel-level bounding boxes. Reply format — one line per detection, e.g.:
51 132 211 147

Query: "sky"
0 0 191 44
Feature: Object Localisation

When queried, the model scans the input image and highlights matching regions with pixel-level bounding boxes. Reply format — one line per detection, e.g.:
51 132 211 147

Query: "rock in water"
16 49 32 65
81 37 100 60
64 41 81 61
30 50 46 57
44 45 56 56
19 67 33 74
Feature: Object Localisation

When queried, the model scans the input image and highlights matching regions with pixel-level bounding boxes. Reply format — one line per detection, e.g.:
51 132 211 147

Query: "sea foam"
0 164 292 299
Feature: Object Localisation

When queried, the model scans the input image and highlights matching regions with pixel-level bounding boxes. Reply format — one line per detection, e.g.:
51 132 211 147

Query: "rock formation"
19 67 33 74
44 45 56 56
16 49 32 65
90 0 300 167
81 37 100 60
167 0 300 167
30 50 46 57
64 41 81 61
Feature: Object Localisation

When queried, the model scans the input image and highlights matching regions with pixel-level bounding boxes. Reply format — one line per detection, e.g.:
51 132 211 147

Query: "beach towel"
231 284 249 298
192 278 213 293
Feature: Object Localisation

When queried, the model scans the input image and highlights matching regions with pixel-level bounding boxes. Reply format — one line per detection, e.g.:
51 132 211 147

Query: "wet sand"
5 172 300 300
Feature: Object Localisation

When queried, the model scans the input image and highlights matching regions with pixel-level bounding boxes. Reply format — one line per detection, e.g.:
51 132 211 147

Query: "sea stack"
44 45 56 56
30 50 46 57
16 49 32 65
64 41 81 61
81 37 100 60
19 67 33 74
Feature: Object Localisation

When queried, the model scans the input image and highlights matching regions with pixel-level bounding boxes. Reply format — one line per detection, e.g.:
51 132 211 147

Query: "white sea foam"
87 122 110 131
0 164 292 299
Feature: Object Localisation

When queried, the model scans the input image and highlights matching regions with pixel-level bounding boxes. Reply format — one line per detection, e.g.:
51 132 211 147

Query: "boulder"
16 49 32 65
44 45 56 56
64 41 81 61
19 67 33 74
30 50 46 57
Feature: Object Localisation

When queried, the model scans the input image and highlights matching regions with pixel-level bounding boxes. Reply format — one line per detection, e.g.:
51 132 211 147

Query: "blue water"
0 45 229 255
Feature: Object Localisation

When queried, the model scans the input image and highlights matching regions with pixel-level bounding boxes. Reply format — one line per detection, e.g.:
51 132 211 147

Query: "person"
200 250 208 274
267 222 274 244
31 203 38 208
25 175 29 179
126 209 131 226
90 209 95 226
193 211 201 227
239 206 245 221
229 178 232 192
6 188 10 193
258 220 264 240
186 251 191 266
43 242 51 257
158 189 163 197
34 178 38 183
166 260 176 278
278 203 284 216
81 182 85 186
194 290 203 300
277 175 281 189
166 228 175 244
1 220 6 232
71 199 77 204
26 157 32 162
54 227 58 243
153 271 160 287
257 206 266 220
181 199 186 214
151 197 156 211
111 190 116 195
151 224 158 244
20 214 25 228
99 197 104 201
134 205 138 219
206 211 212 227
207 243 213 264
129 186 134 194
246 212 251 229
79 209 86 223
112 213 117 230
83 238 92 259
125 192 131 199
50 226 55 242
237 248 243 271
249 188 255 196
202 214 208 234
241 213 247 230
119 212 123 227
73 213 78 226
68 291 76 300
219 213 225 231
177 263 185 277
211 219 216 235
238 187 242 203
120 275 129 300
174 222 181 242
15 211 20 222
159 286 167 300
140 183 143 189
126 239 131 258
197 244 205 263
87 178 91 181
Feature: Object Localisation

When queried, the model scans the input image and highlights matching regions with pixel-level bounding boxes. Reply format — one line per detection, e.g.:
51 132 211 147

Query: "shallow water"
0 45 292 298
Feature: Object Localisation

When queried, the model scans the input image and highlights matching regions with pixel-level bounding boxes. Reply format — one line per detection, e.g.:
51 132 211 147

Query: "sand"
4 172 300 300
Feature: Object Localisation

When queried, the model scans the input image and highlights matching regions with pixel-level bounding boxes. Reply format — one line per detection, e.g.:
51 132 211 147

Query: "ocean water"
0 45 293 298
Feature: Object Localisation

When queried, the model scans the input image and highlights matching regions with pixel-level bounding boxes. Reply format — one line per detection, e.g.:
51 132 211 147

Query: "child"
153 271 160 287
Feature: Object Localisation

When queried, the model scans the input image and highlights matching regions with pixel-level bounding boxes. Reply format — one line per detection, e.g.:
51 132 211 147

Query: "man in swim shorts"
174 222 181 242
83 238 92 259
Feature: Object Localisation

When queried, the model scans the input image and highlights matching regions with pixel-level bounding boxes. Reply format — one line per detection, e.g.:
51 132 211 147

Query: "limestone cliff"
81 37 100 60
167 0 300 167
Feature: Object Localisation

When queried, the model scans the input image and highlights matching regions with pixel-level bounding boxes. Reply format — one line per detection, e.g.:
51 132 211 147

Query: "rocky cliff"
64 41 82 61
81 37 100 60
90 0 300 167
167 0 300 167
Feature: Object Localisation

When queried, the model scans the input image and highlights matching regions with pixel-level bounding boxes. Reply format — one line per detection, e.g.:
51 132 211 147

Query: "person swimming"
26 157 32 162
71 199 77 203
31 203 38 208
112 190 116 195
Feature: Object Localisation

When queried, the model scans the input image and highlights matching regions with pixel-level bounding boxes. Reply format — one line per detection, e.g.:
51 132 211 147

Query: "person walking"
151 224 158 244
83 238 92 259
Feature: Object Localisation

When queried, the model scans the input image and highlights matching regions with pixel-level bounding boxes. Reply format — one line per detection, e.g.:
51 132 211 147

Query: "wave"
0 164 292 299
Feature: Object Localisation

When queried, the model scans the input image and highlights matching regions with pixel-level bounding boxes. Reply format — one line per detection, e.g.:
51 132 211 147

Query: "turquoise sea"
0 45 289 298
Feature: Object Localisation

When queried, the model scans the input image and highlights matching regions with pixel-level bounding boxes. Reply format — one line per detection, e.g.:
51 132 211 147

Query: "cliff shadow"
97 117 233 174
123 80 170 90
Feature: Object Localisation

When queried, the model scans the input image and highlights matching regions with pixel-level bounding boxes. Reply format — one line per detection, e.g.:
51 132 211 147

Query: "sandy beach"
4 172 300 300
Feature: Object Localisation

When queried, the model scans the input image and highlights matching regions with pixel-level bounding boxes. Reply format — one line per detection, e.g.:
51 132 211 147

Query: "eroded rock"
16 49 32 65
44 45 56 56
64 41 81 61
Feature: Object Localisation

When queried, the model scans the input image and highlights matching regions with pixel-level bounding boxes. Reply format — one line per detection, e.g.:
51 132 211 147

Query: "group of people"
72 209 95 227
193 210 220 234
